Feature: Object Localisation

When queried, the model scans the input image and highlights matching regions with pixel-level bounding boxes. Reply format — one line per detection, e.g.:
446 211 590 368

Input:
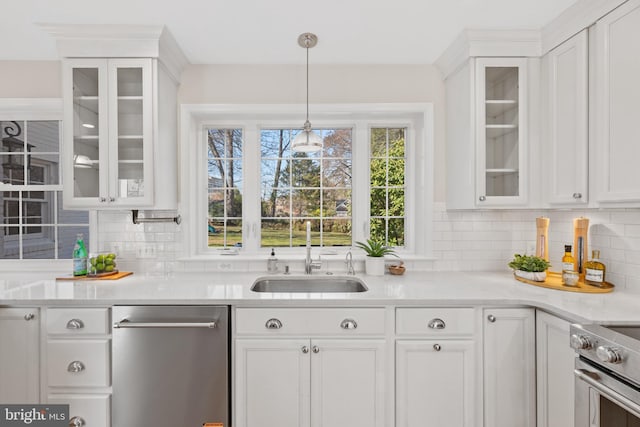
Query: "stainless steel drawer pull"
66 319 85 329
113 319 217 329
340 319 358 330
69 416 85 427
24 313 35 321
433 344 442 351
487 314 496 323
428 318 446 329
67 361 85 373
265 318 283 329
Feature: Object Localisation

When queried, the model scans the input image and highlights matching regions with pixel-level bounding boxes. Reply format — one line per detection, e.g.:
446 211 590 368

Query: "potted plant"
508 254 551 282
355 239 397 276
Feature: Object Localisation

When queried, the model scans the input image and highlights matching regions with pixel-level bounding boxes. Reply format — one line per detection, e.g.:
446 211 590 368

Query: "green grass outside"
208 226 352 247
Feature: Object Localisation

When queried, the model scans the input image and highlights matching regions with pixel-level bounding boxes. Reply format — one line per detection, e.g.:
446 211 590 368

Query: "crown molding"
541 0 628 54
435 29 541 79
38 24 188 82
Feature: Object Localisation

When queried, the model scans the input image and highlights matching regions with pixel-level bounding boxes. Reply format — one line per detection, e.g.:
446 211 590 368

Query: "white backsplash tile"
97 205 640 292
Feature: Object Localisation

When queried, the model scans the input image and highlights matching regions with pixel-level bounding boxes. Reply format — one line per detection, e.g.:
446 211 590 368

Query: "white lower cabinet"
396 340 475 427
234 308 386 427
536 310 575 427
48 394 111 427
0 308 40 403
483 308 536 427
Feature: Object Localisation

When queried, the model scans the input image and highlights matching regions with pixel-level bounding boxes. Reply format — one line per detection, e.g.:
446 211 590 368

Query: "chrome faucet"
305 246 322 274
345 250 355 275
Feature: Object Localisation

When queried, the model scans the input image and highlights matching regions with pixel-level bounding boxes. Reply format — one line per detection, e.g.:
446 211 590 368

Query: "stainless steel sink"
251 276 368 293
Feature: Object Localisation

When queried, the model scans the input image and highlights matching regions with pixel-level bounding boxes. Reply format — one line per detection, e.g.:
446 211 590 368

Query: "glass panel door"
72 67 101 198
484 66 520 197
115 65 145 200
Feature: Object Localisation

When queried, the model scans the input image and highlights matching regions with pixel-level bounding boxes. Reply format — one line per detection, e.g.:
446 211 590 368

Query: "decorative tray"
514 271 614 293
56 271 133 281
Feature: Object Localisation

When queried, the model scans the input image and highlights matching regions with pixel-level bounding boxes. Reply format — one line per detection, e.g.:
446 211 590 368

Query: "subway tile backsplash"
97 205 640 292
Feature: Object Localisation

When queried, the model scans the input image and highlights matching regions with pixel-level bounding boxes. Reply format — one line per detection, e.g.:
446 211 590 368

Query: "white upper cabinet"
63 58 154 208
592 0 640 206
476 58 529 207
542 29 589 206
43 25 187 210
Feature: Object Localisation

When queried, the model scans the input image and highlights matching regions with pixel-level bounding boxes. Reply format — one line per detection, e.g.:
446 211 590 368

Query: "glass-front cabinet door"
63 58 153 209
475 58 528 206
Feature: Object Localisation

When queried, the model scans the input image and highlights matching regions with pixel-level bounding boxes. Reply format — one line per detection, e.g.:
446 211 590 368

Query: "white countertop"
0 271 637 325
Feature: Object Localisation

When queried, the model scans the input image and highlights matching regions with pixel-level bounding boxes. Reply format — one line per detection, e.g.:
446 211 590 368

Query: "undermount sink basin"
251 276 368 293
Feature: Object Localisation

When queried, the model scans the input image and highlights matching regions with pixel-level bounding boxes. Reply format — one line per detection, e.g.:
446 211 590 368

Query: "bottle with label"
72 233 88 276
561 245 578 286
585 250 606 287
267 248 278 274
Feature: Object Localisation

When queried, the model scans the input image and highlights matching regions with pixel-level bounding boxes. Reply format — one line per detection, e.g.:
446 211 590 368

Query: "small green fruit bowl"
88 252 118 276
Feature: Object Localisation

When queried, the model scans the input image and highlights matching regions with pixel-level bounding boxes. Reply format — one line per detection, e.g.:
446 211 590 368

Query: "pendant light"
292 32 322 153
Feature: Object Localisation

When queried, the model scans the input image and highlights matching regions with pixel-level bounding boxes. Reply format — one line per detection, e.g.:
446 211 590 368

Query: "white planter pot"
365 256 385 276
514 270 547 282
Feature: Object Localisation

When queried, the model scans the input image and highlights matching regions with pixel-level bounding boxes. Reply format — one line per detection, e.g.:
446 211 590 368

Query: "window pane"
0 227 20 259
27 121 60 153
260 128 352 248
57 193 89 225
322 219 351 246
206 128 243 248
369 127 406 248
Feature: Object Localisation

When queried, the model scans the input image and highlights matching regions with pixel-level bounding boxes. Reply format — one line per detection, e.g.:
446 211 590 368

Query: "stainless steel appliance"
112 306 229 427
570 323 640 426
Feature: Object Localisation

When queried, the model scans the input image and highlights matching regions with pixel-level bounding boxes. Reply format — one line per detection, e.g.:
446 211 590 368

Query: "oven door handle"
575 369 640 417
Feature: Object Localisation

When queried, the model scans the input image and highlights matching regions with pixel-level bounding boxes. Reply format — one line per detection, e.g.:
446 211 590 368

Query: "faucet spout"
345 250 355 275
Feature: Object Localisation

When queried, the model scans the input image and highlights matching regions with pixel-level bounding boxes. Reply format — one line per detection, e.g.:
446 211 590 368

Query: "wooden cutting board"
56 271 133 281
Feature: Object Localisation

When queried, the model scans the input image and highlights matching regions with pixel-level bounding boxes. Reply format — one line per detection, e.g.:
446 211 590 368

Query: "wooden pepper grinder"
573 217 589 282
536 217 550 261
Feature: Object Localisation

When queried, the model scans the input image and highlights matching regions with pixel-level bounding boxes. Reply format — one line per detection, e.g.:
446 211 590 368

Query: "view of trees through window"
261 128 352 247
370 127 406 246
207 128 243 248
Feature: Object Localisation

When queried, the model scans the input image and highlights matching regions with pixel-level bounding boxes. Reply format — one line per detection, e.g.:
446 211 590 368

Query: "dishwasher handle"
113 319 217 329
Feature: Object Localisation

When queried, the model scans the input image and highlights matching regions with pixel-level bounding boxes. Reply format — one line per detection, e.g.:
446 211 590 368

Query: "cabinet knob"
312 345 320 354
99 197 107 203
340 319 358 330
66 319 85 329
109 197 116 202
573 193 583 199
24 313 35 321
428 318 446 330
302 346 309 354
487 314 496 323
479 196 486 202
433 344 442 352
265 318 283 329
69 416 86 427
67 361 85 373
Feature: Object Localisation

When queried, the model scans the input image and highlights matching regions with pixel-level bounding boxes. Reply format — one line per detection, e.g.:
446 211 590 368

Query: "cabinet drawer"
48 394 110 427
47 340 110 387
47 308 110 335
236 308 385 336
396 308 475 336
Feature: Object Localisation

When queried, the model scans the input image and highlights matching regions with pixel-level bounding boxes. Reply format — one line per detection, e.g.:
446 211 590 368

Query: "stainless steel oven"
571 324 640 426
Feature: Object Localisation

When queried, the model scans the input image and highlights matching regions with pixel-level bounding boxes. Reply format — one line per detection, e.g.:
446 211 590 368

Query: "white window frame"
0 99 97 271
180 103 434 260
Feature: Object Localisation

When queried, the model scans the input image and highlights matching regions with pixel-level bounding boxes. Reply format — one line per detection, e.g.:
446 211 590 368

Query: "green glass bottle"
72 233 88 276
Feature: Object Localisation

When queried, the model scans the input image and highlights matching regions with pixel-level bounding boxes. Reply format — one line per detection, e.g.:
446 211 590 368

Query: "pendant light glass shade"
292 33 322 153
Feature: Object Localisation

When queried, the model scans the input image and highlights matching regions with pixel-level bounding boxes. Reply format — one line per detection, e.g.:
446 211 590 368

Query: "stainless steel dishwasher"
112 305 229 427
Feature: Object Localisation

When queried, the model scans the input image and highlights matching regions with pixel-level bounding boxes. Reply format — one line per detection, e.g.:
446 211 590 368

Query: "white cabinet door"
484 308 536 427
0 308 39 403
544 29 589 206
396 340 475 427
310 339 385 427
536 311 575 427
475 58 529 207
235 339 311 427
593 0 640 205
63 57 154 209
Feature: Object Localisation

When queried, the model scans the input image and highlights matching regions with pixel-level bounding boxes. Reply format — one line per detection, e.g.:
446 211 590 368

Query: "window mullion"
352 121 369 244
243 123 261 253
